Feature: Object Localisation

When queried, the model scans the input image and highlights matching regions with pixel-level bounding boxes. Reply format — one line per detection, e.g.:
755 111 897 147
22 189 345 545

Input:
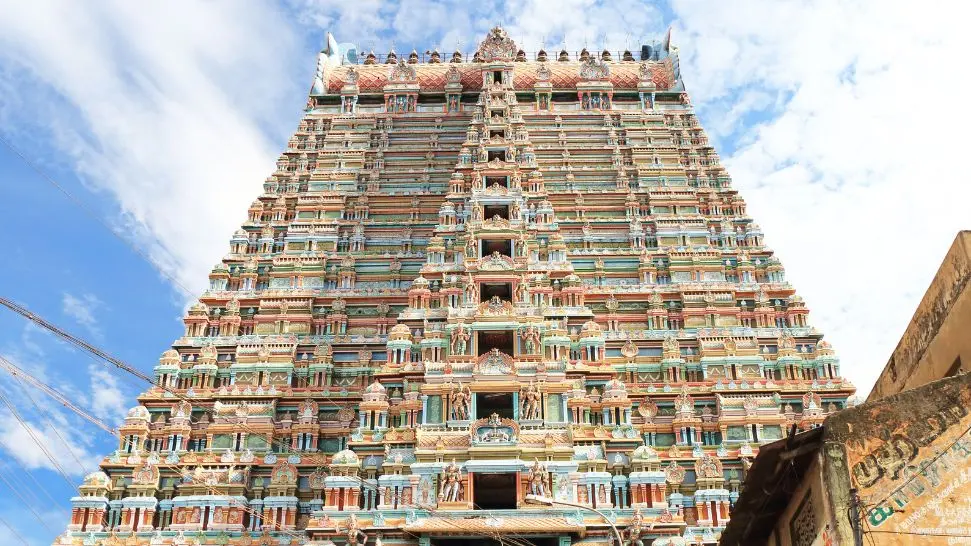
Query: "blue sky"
0 1 969 544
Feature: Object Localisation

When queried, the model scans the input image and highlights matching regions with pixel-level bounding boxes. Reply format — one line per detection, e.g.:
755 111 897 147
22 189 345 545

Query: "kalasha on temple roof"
53 26 854 546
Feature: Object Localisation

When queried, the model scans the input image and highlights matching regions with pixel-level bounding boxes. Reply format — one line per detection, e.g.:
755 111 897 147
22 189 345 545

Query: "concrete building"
721 371 971 546
870 231 971 400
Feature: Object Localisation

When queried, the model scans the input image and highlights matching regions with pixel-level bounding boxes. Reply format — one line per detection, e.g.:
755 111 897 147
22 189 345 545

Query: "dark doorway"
480 283 512 302
483 204 509 220
492 71 503 84
476 391 514 419
481 239 512 258
487 150 506 162
478 330 514 356
485 176 508 187
473 472 517 509
434 539 559 546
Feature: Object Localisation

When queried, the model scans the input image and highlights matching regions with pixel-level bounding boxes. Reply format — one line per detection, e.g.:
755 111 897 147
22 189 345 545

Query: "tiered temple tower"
54 27 855 546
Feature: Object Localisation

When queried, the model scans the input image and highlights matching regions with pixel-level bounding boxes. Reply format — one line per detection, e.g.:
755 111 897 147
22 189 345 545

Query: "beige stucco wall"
869 231 971 400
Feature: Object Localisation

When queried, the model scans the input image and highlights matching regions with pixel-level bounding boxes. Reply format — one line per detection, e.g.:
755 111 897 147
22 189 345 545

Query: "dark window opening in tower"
476 391 513 420
485 176 508 187
480 282 512 302
477 330 514 356
489 129 504 139
481 239 512 258
492 71 503 84
483 204 509 220
487 150 506 162
433 538 558 546
473 472 517 509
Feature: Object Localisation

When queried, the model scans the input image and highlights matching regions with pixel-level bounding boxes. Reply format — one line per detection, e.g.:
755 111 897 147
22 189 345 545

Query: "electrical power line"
0 512 31 546
0 466 56 535
0 389 75 489
12 371 91 476
0 133 195 298
866 530 971 538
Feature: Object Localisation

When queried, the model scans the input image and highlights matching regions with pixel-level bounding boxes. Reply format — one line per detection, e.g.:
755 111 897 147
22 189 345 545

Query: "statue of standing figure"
439 459 464 502
451 324 470 356
520 382 542 420
520 326 540 355
449 383 471 420
526 459 550 497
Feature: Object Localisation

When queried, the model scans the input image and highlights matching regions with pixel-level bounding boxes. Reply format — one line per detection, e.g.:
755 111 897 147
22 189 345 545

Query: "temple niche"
53 25 855 546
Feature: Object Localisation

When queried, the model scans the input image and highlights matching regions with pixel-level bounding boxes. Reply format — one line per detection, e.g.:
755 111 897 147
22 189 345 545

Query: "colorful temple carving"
54 27 855 546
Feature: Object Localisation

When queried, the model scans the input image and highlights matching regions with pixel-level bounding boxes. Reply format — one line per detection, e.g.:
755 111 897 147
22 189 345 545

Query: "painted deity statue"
520 325 540 354
520 382 542 420
526 459 550 497
626 507 649 546
449 383 471 421
344 514 368 546
516 276 530 303
451 324 470 356
439 459 464 502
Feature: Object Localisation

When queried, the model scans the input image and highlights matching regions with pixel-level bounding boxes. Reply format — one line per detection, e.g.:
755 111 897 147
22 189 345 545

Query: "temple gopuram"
55 27 855 546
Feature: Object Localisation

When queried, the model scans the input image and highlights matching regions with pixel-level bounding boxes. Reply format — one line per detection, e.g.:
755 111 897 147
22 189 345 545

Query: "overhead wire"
0 511 31 546
0 388 76 489
0 358 309 544
0 466 56 535
0 133 195 299
0 458 68 520
11 369 91 476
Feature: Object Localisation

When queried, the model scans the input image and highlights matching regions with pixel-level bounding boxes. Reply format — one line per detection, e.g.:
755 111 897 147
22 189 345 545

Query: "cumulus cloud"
0 408 101 477
0 0 305 297
669 0 971 392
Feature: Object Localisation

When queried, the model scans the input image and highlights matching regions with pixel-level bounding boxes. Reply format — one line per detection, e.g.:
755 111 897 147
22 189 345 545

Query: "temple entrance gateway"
471 472 517 509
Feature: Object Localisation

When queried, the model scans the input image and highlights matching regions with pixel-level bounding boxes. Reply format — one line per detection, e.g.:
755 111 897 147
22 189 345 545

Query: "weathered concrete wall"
825 372 971 545
869 231 971 400
768 456 838 546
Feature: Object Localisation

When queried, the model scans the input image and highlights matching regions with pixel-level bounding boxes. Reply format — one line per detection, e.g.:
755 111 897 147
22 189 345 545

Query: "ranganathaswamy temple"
55 27 856 546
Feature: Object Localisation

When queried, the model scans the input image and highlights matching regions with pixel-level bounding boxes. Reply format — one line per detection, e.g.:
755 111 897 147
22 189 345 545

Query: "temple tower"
52 27 854 546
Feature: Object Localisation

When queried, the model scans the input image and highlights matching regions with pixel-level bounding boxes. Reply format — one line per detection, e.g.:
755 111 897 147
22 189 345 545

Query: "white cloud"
60 293 102 337
670 0 971 393
0 409 100 477
0 0 305 298
85 366 128 425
